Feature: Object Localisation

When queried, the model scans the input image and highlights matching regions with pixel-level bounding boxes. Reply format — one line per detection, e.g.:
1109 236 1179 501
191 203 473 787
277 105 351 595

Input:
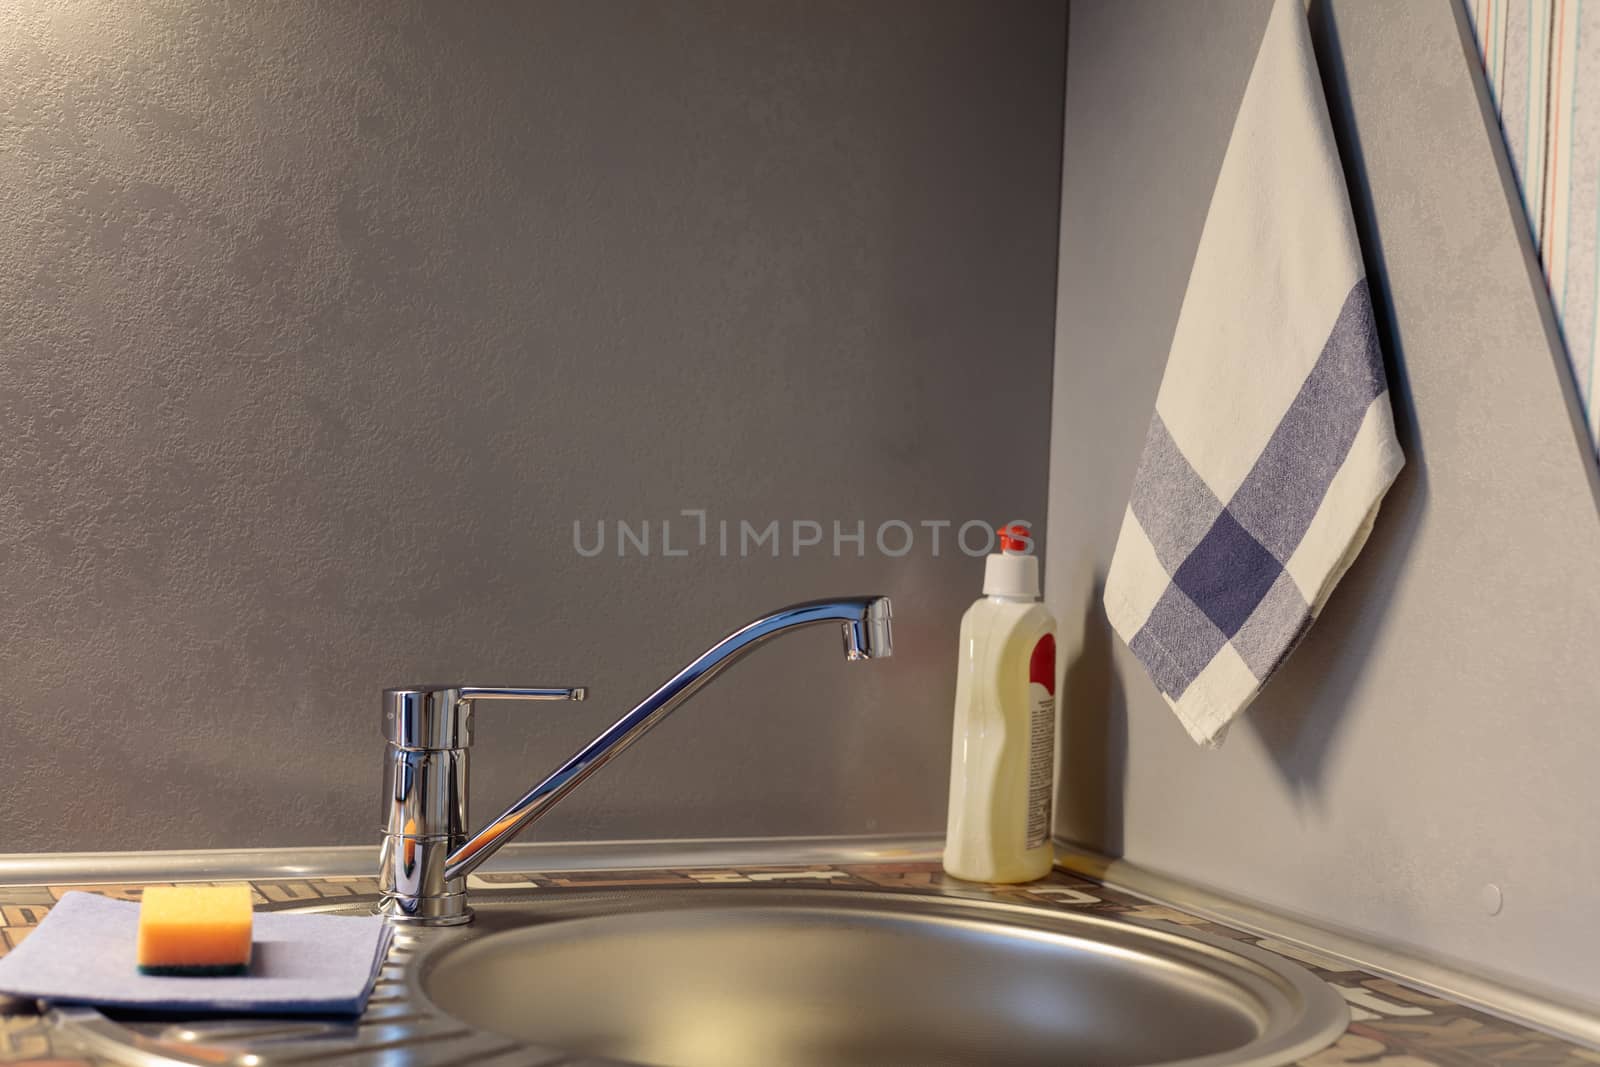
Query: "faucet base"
379 895 474 927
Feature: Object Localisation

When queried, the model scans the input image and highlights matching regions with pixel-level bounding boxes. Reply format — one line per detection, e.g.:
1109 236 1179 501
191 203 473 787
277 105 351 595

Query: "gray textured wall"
1049 0 1600 1003
0 1 1066 852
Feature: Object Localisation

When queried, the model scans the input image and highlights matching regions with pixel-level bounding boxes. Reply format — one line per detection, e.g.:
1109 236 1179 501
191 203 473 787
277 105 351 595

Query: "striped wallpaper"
1466 0 1600 453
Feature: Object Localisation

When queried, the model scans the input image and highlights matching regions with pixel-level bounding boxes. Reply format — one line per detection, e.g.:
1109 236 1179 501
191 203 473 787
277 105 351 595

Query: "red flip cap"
998 524 1031 554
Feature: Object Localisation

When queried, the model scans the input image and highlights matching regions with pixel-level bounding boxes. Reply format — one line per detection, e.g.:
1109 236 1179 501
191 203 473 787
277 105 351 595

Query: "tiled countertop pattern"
0 861 1594 1066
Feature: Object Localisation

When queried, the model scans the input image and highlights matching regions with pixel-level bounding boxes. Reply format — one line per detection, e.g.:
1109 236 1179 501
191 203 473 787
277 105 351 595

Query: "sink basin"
50 886 1346 1067
421 888 1346 1067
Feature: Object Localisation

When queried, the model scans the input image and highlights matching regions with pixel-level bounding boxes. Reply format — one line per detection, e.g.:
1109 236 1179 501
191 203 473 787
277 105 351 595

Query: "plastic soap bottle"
943 524 1057 883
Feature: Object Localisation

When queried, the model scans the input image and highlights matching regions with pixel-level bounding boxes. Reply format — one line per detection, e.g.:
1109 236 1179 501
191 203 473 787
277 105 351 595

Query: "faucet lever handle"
383 684 587 750
459 686 588 703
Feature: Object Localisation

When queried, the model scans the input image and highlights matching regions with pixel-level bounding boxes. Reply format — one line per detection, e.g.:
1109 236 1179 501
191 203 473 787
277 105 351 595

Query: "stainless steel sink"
50 887 1347 1067
421 889 1346 1067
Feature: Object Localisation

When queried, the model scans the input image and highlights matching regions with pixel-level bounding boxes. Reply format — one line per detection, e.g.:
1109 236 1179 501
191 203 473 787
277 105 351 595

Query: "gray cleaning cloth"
0 891 394 1015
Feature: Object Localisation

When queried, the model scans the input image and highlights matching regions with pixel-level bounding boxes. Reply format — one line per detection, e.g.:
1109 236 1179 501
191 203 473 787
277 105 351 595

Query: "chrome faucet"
378 595 894 925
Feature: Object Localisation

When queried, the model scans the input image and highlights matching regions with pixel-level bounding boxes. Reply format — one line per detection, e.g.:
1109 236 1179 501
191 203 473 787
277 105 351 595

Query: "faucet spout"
442 596 893 882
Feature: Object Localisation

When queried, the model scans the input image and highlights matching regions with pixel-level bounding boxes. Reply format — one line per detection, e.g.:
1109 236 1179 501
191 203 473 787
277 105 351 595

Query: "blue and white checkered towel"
1103 0 1404 747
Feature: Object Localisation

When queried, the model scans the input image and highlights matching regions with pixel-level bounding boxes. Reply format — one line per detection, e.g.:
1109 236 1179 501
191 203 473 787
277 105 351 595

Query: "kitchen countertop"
0 859 1594 1067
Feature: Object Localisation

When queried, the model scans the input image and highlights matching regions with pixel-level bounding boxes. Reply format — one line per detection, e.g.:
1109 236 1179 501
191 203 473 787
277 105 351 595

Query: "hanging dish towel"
1103 0 1404 747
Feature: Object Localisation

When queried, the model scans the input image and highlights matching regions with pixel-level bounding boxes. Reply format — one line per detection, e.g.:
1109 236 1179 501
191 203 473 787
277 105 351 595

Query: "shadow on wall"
1242 0 1429 802
1057 581 1128 858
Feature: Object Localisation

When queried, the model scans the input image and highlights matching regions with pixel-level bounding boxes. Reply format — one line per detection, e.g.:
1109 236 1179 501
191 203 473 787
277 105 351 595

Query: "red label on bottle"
1029 634 1056 695
1025 633 1057 851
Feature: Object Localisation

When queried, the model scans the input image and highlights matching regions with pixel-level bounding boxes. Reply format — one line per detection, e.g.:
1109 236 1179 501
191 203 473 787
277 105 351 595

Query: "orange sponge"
136 885 254 976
